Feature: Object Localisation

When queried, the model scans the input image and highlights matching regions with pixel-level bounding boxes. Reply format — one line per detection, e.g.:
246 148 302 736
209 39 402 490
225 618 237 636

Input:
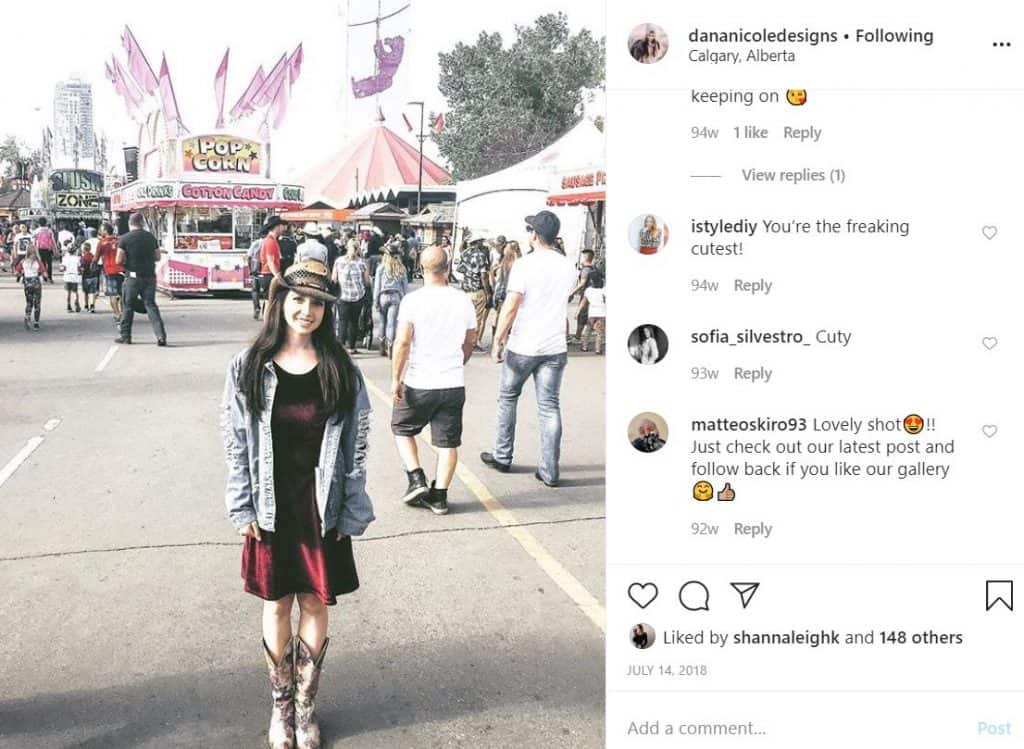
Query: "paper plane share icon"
730 582 760 609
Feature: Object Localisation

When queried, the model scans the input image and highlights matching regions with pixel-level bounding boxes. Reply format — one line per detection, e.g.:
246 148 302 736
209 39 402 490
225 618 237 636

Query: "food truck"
109 133 304 295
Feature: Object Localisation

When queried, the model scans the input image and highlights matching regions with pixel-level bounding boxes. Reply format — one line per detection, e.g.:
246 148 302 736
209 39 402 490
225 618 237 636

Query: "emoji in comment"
903 414 924 435
786 89 807 106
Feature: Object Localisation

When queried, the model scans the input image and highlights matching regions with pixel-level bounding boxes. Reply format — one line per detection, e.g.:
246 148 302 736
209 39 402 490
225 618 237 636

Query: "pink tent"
299 121 451 208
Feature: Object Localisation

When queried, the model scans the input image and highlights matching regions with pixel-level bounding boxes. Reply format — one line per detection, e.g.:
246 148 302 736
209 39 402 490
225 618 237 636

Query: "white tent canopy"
454 117 604 252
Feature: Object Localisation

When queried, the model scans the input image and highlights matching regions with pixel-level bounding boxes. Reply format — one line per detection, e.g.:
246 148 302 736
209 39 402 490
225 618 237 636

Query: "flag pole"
407 100 424 214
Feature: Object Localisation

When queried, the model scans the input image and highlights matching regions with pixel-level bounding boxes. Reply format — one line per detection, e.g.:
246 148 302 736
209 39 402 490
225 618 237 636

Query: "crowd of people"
2 214 167 344
221 207 599 746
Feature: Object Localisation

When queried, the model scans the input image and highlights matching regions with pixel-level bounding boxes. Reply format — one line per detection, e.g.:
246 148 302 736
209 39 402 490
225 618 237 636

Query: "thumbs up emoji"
717 483 735 501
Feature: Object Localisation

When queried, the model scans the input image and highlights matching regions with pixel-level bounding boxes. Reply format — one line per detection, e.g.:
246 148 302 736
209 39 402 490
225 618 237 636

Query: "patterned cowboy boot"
294 637 329 749
263 638 296 749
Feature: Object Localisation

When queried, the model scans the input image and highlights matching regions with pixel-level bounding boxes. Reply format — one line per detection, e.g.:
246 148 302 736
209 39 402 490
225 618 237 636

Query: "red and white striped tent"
297 120 451 209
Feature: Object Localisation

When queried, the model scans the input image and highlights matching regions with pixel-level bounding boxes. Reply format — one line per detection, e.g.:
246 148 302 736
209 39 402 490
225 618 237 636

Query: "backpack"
35 228 55 250
248 239 263 273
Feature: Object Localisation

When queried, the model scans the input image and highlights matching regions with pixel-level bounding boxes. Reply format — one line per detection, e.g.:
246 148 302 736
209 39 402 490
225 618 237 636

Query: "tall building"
53 77 95 167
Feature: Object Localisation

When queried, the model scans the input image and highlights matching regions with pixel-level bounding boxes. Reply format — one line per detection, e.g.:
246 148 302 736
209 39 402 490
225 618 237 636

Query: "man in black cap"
254 216 288 319
480 210 578 487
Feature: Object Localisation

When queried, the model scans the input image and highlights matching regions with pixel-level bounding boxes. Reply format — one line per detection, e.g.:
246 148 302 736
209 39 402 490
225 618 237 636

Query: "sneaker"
89 307 95 314
534 470 559 488
421 482 449 515
67 306 73 313
114 336 131 344
157 338 167 347
33 322 39 330
75 303 81 312
402 468 429 505
480 452 511 473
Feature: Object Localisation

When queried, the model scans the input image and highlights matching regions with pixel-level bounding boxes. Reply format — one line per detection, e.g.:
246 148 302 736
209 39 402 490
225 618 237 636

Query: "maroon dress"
242 363 359 605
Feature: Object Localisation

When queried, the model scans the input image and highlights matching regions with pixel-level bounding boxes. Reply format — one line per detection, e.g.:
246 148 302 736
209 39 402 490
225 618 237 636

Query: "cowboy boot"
263 638 296 749
294 637 329 749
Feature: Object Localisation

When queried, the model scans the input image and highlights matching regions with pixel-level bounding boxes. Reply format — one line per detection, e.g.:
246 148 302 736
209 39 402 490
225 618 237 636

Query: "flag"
214 48 230 129
229 65 265 120
158 54 186 138
121 25 159 94
288 43 303 84
401 113 413 133
270 70 291 130
432 112 445 134
114 57 145 103
108 57 143 117
252 54 288 108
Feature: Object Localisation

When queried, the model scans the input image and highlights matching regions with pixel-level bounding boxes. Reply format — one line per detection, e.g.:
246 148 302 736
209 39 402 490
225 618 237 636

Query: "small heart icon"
982 226 998 240
982 425 998 438
982 337 998 350
628 582 659 609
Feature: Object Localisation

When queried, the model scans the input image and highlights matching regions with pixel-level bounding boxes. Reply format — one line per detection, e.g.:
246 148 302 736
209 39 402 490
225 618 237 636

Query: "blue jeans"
493 351 568 483
379 292 402 343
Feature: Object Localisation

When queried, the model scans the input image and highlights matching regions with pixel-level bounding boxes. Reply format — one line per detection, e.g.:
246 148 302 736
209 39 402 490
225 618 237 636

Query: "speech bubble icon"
679 580 710 612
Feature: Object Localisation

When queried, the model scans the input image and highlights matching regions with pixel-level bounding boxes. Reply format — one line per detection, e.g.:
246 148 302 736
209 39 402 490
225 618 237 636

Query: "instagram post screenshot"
0 1 1020 748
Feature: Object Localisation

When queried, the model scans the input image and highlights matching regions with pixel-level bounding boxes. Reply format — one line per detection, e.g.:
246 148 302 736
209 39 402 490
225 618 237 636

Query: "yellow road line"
364 378 606 633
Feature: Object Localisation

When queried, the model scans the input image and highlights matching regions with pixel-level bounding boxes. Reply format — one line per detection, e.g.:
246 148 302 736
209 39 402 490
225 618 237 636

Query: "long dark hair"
239 291 357 421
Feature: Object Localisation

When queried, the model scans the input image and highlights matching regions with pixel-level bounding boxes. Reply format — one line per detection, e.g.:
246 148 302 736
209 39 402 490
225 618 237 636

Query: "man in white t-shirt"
481 210 578 487
391 245 478 515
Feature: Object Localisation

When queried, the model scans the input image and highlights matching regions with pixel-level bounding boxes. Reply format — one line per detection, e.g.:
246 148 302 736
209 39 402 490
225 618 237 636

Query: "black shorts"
65 281 79 291
391 386 466 448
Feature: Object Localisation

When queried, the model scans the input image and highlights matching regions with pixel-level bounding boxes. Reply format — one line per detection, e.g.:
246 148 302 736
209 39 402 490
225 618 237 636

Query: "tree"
435 13 604 180
0 135 46 181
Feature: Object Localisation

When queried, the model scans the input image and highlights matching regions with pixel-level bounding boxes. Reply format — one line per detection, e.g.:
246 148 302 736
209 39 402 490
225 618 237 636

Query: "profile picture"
628 214 669 255
631 623 655 650
628 23 669 64
628 412 668 454
628 325 668 365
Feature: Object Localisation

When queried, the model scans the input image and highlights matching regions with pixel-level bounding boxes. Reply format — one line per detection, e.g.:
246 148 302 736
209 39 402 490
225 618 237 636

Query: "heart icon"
982 425 998 438
982 226 998 240
628 582 659 609
982 337 998 350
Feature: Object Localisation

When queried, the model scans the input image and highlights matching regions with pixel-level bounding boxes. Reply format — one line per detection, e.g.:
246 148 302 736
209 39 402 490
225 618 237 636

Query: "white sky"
1 0 603 180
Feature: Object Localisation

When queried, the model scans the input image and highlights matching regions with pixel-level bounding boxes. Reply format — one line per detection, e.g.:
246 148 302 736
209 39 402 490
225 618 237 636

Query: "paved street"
0 275 605 748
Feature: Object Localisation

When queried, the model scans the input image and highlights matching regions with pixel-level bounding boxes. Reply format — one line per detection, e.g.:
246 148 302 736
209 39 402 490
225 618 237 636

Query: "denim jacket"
220 351 375 538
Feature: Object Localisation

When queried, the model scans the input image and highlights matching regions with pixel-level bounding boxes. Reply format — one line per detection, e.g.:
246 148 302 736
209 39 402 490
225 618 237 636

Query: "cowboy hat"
267 260 338 306
260 215 289 235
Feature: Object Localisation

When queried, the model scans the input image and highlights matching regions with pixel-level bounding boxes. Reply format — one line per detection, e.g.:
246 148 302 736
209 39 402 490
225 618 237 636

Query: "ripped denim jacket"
219 351 375 538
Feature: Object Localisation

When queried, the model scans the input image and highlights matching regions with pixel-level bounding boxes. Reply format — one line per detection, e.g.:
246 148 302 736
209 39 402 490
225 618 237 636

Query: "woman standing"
637 215 663 255
15 245 48 330
488 240 521 342
373 244 408 358
220 260 374 749
332 241 371 354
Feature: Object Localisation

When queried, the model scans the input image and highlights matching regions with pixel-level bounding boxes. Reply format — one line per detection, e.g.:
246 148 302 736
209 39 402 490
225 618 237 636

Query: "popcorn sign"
182 135 262 175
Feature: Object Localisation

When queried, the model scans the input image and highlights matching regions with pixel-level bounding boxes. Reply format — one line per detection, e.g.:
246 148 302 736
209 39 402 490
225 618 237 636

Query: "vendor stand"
110 134 304 294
